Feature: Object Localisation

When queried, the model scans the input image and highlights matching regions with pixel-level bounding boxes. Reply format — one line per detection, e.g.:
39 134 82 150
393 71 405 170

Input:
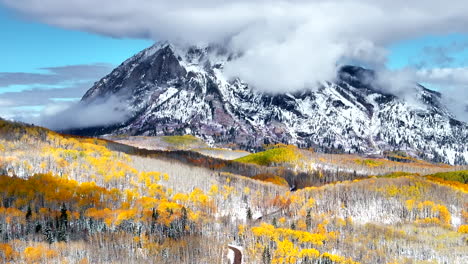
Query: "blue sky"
0 2 467 124
0 7 152 73
387 34 468 70
2 3 467 77
0 6 152 120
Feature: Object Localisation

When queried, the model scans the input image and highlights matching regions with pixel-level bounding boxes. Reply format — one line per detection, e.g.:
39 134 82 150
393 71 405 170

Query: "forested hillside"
0 119 467 263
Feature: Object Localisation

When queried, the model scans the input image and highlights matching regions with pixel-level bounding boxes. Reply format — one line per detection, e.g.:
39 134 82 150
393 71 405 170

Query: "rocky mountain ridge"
79 42 468 165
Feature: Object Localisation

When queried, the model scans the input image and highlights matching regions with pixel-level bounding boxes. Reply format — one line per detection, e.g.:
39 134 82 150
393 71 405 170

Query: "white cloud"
38 95 131 130
415 67 468 121
0 64 114 124
416 67 468 85
0 64 112 87
3 0 468 92
0 99 14 107
2 0 468 120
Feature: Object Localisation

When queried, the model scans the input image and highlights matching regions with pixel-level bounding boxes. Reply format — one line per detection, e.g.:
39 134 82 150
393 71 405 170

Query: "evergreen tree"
57 203 68 242
152 208 159 221
25 205 32 222
25 205 33 235
59 203 68 228
181 206 188 231
246 207 253 221
44 221 54 244
306 209 312 230
272 217 277 228
262 246 271 264
151 208 159 234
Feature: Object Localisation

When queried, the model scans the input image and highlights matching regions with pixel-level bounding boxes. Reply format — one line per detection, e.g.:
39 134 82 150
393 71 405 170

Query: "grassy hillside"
161 135 206 148
428 170 468 184
235 143 465 177
0 119 467 263
105 134 209 151
235 144 305 166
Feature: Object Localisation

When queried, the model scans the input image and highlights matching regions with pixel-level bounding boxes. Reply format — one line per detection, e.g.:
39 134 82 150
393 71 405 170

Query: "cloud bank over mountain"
39 95 130 130
2 0 467 119
0 64 112 123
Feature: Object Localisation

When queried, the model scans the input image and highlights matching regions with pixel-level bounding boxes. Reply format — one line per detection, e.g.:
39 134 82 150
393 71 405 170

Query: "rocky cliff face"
80 42 468 164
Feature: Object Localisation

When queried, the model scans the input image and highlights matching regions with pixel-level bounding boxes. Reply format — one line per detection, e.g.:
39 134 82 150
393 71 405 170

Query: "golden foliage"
321 252 361 264
426 176 468 193
235 144 304 166
251 223 326 245
252 173 289 186
273 239 299 264
458 225 468 234
299 248 320 258
405 200 452 227
354 159 384 167
24 245 58 263
0 243 18 261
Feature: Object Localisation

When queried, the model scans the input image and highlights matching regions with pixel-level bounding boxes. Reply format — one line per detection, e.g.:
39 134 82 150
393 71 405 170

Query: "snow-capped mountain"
81 42 468 165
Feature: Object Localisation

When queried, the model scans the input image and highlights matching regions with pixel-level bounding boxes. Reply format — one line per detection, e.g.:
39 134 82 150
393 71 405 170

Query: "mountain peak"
143 41 177 57
76 42 468 165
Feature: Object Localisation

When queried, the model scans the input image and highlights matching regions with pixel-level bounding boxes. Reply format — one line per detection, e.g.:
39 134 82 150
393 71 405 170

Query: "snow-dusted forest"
0 119 467 263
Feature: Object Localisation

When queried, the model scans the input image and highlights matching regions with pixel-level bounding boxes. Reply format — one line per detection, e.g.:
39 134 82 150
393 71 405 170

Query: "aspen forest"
0 118 467 264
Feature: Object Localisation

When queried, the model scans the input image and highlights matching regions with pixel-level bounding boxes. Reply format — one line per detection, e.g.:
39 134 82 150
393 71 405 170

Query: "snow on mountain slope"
80 42 468 165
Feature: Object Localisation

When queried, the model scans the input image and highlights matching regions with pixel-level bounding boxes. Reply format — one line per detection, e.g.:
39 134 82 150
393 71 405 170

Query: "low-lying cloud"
38 95 130 130
0 64 113 125
415 67 468 121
